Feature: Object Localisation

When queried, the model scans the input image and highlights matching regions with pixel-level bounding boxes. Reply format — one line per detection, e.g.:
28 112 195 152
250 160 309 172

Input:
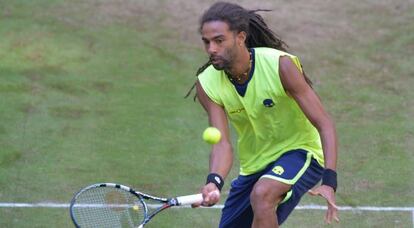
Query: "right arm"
196 80 233 205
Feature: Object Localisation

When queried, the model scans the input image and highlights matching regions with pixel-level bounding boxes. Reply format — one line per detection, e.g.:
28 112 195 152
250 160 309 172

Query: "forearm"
314 116 339 193
209 141 233 180
319 121 338 170
196 80 233 184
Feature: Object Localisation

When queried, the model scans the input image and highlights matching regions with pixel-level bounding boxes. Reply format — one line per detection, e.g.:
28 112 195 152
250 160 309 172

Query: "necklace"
227 50 252 83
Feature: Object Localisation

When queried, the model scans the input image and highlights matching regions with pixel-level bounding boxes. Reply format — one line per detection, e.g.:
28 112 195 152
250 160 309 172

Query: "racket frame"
70 183 203 227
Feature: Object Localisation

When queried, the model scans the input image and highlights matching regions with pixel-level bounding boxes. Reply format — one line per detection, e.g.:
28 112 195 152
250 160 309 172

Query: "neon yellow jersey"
198 47 324 175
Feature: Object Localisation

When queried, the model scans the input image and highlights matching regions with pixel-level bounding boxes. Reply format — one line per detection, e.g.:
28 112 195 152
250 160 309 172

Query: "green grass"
0 208 411 228
0 0 413 227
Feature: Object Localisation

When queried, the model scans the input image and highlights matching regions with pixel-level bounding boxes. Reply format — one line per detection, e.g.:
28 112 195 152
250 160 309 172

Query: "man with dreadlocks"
192 2 339 227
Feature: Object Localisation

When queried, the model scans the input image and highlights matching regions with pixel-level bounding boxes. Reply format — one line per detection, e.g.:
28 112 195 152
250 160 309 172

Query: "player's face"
201 21 239 71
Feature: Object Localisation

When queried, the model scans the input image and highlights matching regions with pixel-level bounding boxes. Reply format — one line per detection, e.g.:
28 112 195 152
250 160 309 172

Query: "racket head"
70 183 147 228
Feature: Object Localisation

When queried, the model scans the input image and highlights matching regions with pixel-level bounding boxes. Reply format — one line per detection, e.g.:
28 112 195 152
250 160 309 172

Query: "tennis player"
190 2 339 227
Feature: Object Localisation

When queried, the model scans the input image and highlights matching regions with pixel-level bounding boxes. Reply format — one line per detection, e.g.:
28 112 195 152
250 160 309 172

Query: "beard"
210 56 231 70
210 44 238 71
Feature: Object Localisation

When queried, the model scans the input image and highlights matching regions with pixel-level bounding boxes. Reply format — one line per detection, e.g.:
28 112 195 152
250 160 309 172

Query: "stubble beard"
210 44 237 72
211 57 231 71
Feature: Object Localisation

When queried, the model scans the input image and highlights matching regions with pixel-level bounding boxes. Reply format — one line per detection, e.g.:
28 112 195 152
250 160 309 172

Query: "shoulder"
253 47 293 58
279 56 297 75
198 65 221 81
278 55 308 95
198 65 225 90
197 64 226 106
198 65 219 88
253 48 301 70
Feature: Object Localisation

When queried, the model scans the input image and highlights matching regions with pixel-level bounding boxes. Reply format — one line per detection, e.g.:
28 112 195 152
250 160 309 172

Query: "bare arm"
196 80 233 183
279 56 337 170
279 56 339 223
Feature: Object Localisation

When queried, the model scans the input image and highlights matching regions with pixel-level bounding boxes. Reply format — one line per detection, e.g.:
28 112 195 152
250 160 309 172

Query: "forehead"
201 21 232 38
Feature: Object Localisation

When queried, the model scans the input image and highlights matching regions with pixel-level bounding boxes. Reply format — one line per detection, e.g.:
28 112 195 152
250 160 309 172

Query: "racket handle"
176 193 203 205
176 190 220 205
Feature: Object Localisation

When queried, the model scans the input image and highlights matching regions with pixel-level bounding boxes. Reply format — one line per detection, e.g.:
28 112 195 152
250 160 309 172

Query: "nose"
207 43 217 55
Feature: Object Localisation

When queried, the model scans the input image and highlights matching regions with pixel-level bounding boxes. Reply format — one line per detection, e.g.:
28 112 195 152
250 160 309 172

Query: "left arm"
279 56 339 223
279 56 337 171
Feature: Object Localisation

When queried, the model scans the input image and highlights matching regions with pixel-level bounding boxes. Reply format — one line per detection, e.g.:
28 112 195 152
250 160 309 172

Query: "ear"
236 31 247 46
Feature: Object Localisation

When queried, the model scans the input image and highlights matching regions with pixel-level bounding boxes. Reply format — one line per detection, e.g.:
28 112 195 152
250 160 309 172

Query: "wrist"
321 169 337 192
206 173 224 191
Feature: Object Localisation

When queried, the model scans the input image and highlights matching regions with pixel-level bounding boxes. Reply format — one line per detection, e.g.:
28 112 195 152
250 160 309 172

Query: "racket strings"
71 187 145 228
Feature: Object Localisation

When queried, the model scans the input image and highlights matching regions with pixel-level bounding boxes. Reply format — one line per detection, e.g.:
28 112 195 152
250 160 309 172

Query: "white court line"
0 202 413 212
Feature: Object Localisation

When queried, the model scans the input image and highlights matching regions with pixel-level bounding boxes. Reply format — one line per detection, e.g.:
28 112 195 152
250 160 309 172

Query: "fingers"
325 204 339 224
325 205 333 224
202 189 220 206
308 189 319 196
325 194 339 224
309 186 340 223
309 187 339 209
333 213 340 222
323 190 339 210
191 202 201 208
330 203 340 223
198 184 220 207
193 189 220 208
326 197 339 210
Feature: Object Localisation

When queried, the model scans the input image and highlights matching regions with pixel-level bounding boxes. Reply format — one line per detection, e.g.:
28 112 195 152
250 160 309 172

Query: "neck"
226 48 251 83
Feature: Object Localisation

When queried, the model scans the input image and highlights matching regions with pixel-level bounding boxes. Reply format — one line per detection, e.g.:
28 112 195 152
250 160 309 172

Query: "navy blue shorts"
219 149 323 227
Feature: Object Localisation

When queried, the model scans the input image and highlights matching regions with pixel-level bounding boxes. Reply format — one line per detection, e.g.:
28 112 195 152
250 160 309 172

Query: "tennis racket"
70 183 215 228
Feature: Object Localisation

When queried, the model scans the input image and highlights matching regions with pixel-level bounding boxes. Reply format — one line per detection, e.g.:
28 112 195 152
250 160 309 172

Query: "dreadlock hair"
184 2 312 100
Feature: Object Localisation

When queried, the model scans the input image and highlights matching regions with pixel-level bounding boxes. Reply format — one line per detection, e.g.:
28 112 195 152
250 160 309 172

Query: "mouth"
210 56 221 65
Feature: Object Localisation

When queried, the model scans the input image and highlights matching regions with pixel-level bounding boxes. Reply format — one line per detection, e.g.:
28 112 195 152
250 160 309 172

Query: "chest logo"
263 99 275 107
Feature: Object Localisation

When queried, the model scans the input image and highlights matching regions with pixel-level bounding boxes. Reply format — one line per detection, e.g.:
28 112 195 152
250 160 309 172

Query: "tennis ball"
202 127 221 144
132 205 140 211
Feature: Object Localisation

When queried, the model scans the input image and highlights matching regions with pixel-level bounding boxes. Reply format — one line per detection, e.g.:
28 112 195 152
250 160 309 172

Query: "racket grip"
176 190 220 205
176 194 203 205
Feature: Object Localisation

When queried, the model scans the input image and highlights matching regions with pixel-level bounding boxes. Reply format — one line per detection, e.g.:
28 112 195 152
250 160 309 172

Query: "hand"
192 183 221 208
308 185 339 224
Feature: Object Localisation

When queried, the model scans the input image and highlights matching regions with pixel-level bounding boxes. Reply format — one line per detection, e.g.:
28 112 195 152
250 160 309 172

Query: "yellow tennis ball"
132 205 139 211
202 127 221 144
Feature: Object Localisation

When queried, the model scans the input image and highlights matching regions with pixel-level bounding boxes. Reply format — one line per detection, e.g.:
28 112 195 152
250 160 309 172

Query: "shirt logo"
263 99 274 107
229 108 245 114
272 166 284 175
215 176 221 184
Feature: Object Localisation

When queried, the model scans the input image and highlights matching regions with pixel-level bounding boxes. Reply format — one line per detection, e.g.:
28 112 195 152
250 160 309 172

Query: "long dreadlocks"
185 2 312 100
